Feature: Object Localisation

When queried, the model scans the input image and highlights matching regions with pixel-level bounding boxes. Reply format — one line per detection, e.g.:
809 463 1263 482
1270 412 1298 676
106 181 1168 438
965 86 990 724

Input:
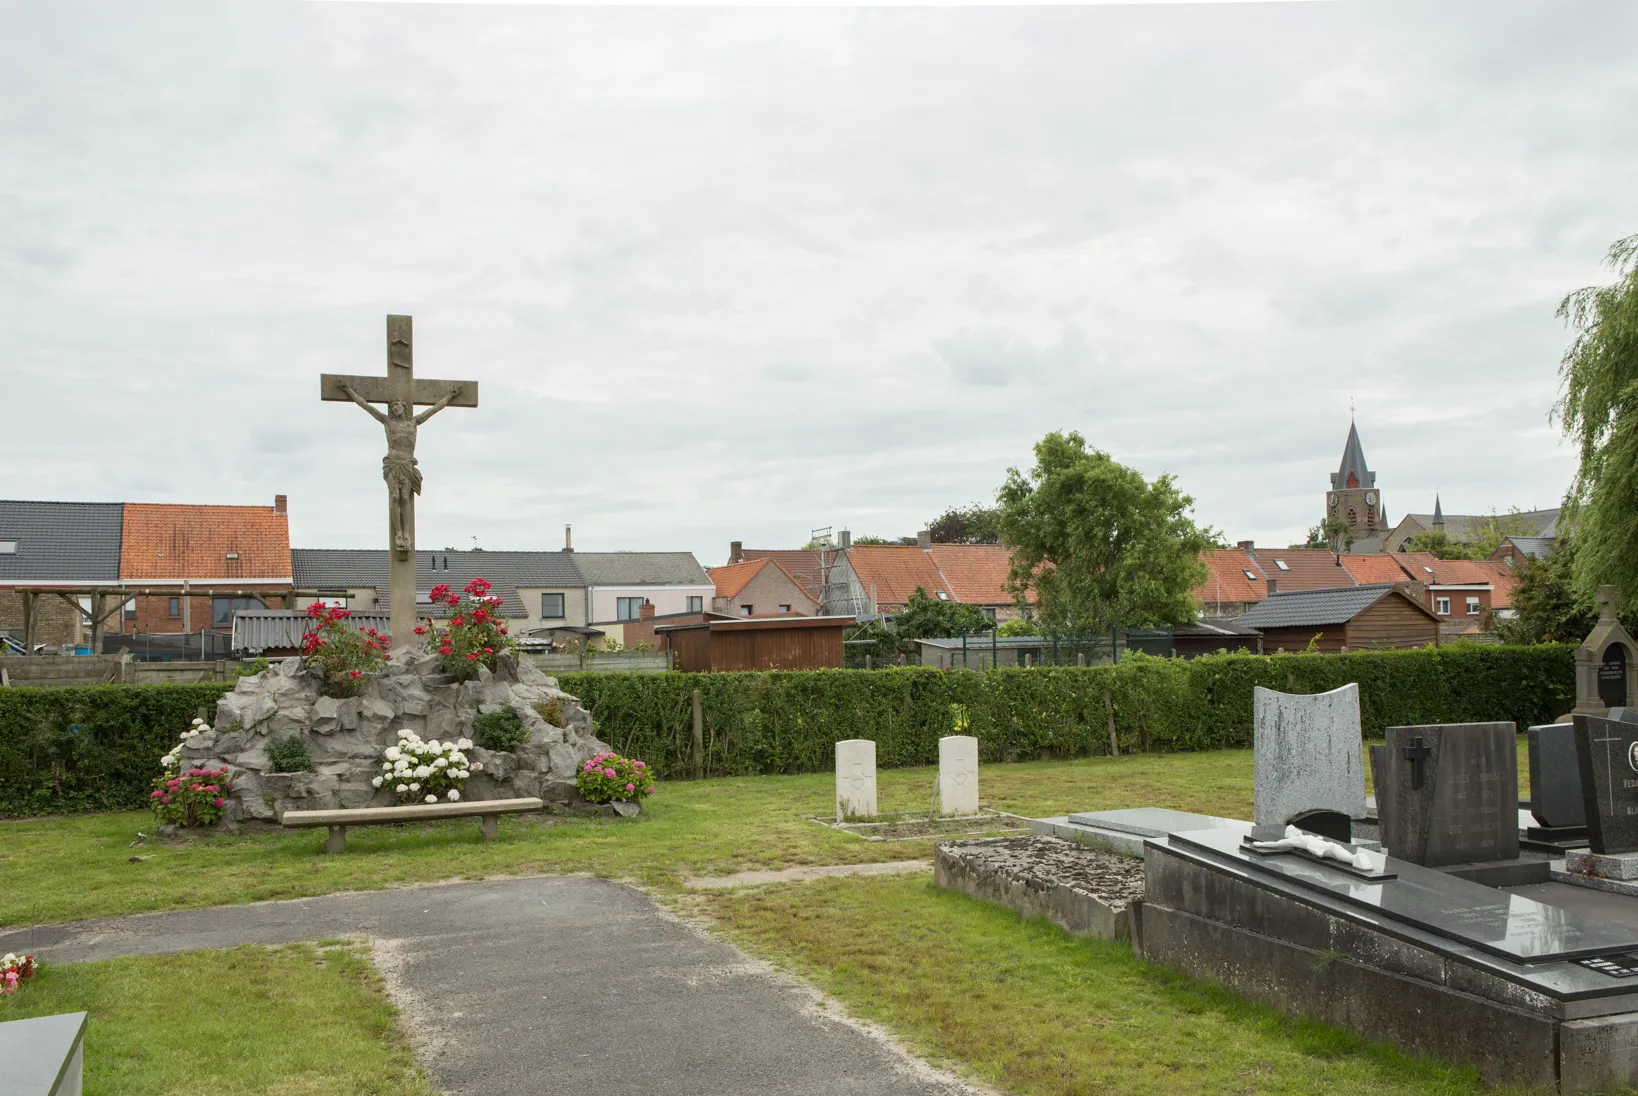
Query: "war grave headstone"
835 739 877 821
1378 722 1520 873
937 735 979 817
1250 684 1367 841
1566 712 1638 887
1526 722 1589 850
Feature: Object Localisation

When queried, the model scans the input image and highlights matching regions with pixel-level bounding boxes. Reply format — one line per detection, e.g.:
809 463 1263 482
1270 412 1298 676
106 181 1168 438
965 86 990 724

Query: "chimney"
639 602 656 620
273 494 288 515
564 525 574 553
1266 577 1278 596
838 530 851 550
916 529 932 550
1237 540 1254 551
729 540 743 564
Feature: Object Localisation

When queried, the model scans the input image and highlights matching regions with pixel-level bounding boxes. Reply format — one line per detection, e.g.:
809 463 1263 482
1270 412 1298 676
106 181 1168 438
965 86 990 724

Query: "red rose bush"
302 600 389 697
419 578 515 681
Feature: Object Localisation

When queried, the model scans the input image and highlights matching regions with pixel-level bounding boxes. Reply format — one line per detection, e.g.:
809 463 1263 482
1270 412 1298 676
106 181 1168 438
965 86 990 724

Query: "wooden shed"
1235 583 1439 653
656 614 854 672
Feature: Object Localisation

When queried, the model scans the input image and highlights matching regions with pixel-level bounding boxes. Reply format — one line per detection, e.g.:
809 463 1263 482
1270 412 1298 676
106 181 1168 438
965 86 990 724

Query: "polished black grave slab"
1168 826 1638 964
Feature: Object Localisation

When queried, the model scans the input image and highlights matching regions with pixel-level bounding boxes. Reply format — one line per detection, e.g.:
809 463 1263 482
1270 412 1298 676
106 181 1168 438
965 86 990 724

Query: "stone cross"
321 315 479 647
1402 736 1432 790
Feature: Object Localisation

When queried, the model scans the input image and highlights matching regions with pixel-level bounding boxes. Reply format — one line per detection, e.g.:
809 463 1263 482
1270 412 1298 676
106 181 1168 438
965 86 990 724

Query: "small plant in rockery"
150 730 233 828
267 734 314 774
301 600 389 697
533 697 564 727
471 706 529 752
1 953 37 996
234 656 272 679
373 730 482 804
417 578 515 681
576 751 655 804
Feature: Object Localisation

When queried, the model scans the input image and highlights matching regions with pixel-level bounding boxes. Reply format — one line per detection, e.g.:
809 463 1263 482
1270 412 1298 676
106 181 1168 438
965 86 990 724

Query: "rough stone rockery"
182 649 614 823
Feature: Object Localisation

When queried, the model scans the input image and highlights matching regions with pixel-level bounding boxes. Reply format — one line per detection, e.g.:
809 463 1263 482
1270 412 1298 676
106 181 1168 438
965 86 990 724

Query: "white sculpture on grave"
938 735 979 817
835 739 877 821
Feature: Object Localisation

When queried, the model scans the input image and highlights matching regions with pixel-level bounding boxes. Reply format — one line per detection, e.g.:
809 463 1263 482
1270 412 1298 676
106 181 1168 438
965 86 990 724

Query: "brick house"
822 535 1032 622
707 557 820 617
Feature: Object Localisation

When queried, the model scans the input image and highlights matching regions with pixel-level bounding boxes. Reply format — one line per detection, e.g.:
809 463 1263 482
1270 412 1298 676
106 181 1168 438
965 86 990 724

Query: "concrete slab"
1510 880 1638 935
0 878 975 1096
686 861 931 889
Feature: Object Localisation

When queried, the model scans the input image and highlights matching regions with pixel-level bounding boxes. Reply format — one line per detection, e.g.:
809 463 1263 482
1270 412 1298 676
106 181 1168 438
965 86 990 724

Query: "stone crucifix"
321 315 478 647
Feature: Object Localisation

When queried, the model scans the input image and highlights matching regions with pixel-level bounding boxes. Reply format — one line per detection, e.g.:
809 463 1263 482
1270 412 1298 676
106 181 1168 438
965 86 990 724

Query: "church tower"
1325 421 1386 544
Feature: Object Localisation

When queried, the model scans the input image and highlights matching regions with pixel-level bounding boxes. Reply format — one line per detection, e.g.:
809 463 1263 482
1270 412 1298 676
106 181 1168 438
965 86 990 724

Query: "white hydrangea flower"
397 729 412 740
426 794 438 803
446 789 460 801
457 738 472 750
471 762 484 772
432 758 448 769
372 776 384 788
409 782 421 792
384 746 402 761
426 739 442 752
396 784 409 793
414 766 431 779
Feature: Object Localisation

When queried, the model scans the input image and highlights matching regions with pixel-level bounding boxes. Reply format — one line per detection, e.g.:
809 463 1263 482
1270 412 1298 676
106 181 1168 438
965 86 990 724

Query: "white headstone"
1251 684 1367 841
835 739 877 821
938 735 980 816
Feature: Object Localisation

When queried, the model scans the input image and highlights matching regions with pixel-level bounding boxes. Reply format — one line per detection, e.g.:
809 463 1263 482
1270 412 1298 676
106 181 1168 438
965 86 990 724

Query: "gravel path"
0 877 979 1096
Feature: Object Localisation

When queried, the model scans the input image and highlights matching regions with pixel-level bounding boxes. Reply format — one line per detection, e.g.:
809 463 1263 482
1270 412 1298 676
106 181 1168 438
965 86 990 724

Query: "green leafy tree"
851 534 918 546
1557 234 1638 611
892 586 993 643
1403 510 1540 561
927 504 1002 545
996 616 1040 637
1494 537 1599 645
996 431 1213 635
1304 518 1355 553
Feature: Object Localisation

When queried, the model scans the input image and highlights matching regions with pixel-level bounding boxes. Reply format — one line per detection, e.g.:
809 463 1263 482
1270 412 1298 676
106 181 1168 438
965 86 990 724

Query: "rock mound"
182 649 614 823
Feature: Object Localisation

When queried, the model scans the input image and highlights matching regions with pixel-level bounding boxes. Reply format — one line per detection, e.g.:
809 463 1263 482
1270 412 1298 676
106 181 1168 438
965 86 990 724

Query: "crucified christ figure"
343 383 464 555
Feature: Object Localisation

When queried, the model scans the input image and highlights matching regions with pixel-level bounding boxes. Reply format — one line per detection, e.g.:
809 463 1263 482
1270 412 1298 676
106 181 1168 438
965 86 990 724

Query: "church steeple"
1433 495 1444 530
1330 422 1377 491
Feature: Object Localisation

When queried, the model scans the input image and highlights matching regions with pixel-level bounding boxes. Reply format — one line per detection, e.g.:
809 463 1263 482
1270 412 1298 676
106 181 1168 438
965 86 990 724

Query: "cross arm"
320 374 479 408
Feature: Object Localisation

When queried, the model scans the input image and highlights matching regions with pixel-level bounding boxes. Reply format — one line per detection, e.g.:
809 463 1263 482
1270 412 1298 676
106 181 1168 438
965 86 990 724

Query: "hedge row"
0 683 231 818
0 645 1575 818
559 644 1577 779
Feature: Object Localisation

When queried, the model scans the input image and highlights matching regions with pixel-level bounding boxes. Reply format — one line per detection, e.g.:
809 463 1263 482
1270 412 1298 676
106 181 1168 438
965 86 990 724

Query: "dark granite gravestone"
1527 723 1587 831
1368 744 1395 851
1382 722 1518 866
1573 714 1638 854
1603 644 1631 709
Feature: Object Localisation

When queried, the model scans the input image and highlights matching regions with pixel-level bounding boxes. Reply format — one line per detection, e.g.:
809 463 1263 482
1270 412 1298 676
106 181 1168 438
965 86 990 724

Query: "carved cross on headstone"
321 315 478 647
1598 585 1621 623
1402 736 1432 791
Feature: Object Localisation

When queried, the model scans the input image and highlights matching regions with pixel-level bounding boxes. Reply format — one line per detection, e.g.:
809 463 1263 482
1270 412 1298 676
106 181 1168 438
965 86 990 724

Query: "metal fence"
102 632 237 662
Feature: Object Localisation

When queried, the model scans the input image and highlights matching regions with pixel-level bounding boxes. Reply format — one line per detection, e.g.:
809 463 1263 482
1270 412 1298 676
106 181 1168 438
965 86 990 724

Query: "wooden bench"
280 797 544 853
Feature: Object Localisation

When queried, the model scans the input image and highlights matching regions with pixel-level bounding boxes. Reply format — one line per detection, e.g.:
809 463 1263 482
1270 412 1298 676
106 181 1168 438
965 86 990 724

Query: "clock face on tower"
1328 493 1339 513
1365 492 1378 507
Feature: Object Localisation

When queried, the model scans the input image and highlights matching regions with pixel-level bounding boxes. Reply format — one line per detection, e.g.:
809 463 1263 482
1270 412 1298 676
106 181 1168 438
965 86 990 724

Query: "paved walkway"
685 859 931 888
0 877 976 1096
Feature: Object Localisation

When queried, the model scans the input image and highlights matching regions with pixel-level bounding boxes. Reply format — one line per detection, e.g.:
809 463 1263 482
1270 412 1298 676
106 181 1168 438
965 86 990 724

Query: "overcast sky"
4 1 1636 566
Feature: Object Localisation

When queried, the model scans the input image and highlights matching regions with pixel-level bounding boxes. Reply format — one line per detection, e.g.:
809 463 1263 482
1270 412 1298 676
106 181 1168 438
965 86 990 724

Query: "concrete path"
0 878 976 1096
685 860 931 888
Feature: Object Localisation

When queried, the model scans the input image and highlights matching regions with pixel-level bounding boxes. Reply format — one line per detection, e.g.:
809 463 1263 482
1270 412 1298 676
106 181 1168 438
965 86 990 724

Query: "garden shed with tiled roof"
1235 584 1439 653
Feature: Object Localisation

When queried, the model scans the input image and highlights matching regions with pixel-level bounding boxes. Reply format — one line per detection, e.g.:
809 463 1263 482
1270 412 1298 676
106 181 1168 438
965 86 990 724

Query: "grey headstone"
1383 722 1519 867
1612 707 1638 724
0 1011 86 1096
1368 744 1396 852
1251 684 1366 841
1574 714 1638 854
1527 723 1586 829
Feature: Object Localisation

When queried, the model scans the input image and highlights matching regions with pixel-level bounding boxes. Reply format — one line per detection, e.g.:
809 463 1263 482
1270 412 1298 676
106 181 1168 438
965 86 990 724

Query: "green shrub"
534 698 564 727
575 750 655 804
267 735 314 774
560 644 1577 780
471 707 529 752
0 683 231 818
235 657 272 679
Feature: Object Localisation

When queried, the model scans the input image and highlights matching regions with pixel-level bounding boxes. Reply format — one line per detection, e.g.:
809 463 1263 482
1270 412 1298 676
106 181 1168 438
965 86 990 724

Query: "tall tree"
1493 538 1598 645
1402 510 1541 561
996 431 1213 634
1557 234 1638 610
1304 518 1355 553
927 504 1002 544
892 586 993 643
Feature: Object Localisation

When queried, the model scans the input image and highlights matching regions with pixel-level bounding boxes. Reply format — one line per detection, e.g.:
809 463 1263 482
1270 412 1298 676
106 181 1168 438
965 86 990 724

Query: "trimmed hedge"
0 683 231 818
0 645 1576 817
560 644 1577 780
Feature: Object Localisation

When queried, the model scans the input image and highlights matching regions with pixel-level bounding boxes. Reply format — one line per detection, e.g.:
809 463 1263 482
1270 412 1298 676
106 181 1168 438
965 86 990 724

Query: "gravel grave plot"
938 835 1147 909
805 810 1031 842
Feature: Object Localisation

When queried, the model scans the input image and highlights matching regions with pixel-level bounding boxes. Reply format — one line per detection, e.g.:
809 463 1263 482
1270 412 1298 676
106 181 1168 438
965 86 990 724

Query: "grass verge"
694 874 1501 1096
0 942 432 1095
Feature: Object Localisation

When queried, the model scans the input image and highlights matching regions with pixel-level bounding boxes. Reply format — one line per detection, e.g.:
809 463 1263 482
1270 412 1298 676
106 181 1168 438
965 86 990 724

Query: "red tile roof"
120 503 291 581
843 546 954 608
708 558 820 605
737 549 838 601
1194 548 1267 605
1339 554 1413 585
1246 547 1357 593
926 544 1024 606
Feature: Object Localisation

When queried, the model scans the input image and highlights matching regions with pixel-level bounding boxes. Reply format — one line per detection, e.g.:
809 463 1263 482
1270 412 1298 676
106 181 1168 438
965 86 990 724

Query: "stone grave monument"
835 739 877 821
937 735 979 817
0 1010 85 1096
1567 710 1638 884
1526 722 1588 849
1569 585 1636 721
1379 722 1519 868
1250 684 1367 841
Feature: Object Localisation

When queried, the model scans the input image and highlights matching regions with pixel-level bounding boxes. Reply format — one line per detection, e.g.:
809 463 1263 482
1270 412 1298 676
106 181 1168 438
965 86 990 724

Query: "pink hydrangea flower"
213 797 225 807
603 768 616 778
625 783 635 793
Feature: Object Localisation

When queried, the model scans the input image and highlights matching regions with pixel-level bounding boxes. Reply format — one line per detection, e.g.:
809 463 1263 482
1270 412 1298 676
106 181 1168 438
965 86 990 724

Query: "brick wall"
0 590 83 647
622 604 710 651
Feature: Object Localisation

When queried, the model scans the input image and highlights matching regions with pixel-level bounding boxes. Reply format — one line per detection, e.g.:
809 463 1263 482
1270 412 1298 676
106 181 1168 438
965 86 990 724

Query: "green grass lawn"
696 875 1504 1096
0 942 432 1095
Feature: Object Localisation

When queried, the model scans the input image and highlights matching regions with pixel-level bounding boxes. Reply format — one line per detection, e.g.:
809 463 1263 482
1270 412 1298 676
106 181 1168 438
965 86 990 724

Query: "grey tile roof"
0 500 124 582
1235 584 1409 629
1402 508 1559 542
572 552 711 586
292 548 583 617
1178 617 1263 637
1502 536 1556 560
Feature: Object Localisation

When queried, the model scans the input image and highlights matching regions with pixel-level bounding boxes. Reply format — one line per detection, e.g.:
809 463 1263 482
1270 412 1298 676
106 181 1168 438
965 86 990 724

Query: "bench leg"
325 825 347 854
480 815 498 842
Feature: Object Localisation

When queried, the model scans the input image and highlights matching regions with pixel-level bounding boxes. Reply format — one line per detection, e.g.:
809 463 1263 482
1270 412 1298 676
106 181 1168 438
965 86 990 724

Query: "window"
616 597 647 621
982 607 998 622
123 599 138 621
168 597 180 618
1242 570 1257 581
212 597 260 628
686 596 703 613
1274 560 1291 571
740 605 753 616
1435 597 1451 615
540 592 565 619
778 604 792 613
0 541 15 554
1466 596 1481 616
